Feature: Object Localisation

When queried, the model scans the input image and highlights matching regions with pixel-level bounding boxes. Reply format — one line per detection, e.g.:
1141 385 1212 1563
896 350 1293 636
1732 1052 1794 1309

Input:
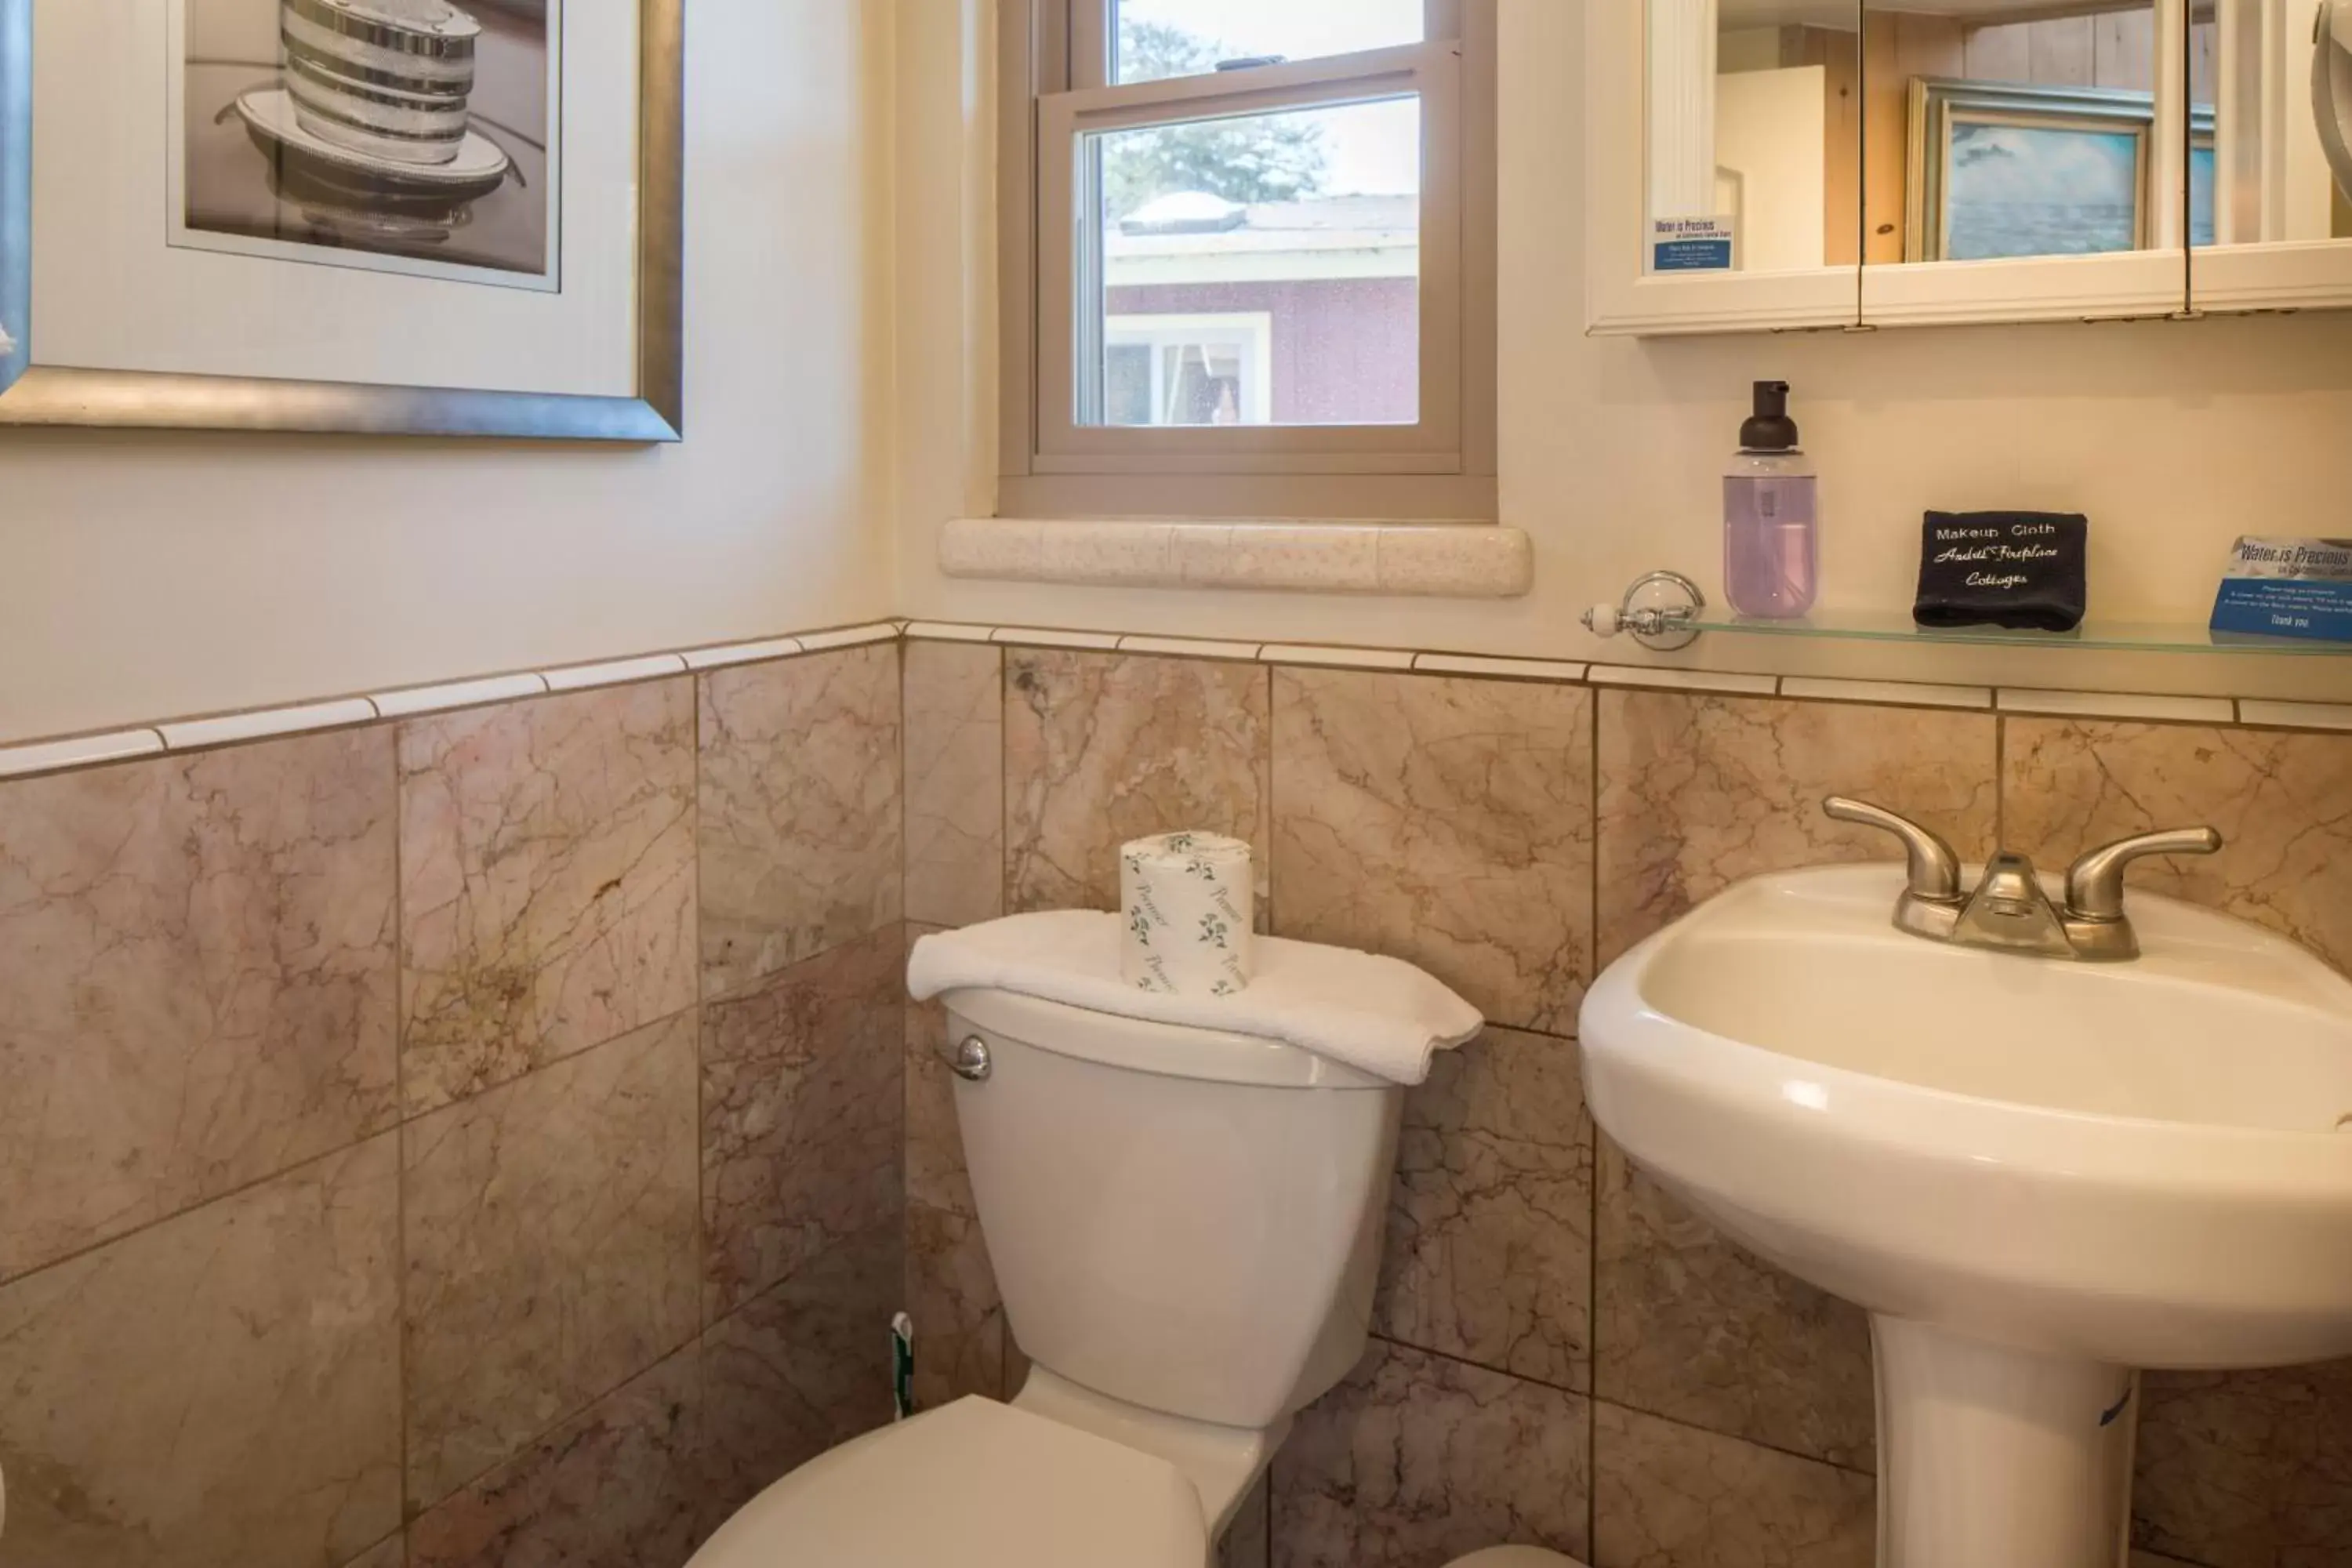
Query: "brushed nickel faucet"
1821 797 2222 962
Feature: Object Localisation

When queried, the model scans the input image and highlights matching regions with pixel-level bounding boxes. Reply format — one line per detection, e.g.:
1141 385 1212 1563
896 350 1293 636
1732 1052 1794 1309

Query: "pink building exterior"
1103 277 1419 424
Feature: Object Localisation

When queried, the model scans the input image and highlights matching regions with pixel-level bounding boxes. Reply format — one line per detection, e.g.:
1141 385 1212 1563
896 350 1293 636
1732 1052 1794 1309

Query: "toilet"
688 983 1584 1568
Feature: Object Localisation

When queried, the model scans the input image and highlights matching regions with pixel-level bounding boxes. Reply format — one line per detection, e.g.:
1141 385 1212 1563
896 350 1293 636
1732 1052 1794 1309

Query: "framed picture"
0 0 681 441
1907 78 2216 265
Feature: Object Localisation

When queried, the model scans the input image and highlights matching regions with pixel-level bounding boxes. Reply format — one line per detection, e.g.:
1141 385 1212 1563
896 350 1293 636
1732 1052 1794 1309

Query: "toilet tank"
943 987 1403 1431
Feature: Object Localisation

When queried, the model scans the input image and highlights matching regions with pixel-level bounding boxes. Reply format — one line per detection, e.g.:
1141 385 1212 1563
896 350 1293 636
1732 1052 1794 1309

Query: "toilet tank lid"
689 1397 1207 1568
946 985 1392 1090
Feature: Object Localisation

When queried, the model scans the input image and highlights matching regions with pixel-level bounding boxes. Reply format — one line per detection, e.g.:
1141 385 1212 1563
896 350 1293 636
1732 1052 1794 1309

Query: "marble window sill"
938 518 1534 599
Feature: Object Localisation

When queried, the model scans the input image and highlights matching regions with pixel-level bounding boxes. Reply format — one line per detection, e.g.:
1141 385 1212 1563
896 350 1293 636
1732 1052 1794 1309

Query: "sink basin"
1580 863 2352 1568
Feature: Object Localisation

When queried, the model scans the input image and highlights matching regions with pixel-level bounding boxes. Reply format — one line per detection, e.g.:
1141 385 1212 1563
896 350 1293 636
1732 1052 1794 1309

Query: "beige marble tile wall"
899 634 2352 1568
0 643 907 1568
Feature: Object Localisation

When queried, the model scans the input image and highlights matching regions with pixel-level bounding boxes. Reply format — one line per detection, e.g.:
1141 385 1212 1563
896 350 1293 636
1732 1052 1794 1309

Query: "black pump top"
1740 379 1800 451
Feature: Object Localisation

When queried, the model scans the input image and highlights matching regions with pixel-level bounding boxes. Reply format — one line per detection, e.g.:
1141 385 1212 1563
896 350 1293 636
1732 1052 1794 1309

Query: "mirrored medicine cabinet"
1589 0 2352 333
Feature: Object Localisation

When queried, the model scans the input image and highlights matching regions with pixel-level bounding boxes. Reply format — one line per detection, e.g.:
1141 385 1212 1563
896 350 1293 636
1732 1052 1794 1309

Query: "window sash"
1065 0 1465 92
1033 43 1465 471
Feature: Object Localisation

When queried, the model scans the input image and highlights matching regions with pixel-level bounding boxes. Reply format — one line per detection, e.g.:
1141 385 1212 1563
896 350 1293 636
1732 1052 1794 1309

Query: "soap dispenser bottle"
1723 380 1818 619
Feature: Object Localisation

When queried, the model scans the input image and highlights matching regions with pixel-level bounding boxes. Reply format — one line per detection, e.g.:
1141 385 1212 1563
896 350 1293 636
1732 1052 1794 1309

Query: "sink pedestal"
1873 1318 2136 1568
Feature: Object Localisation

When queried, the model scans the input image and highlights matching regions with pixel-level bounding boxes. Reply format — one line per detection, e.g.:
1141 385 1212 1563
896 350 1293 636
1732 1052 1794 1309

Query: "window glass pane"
1080 96 1421 428
1115 0 1424 85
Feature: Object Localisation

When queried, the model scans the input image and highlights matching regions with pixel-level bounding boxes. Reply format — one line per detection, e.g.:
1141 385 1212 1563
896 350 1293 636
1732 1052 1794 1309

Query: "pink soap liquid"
1723 470 1818 619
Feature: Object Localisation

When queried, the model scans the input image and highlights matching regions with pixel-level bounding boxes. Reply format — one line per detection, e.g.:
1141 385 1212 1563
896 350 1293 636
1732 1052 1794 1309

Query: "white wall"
0 0 898 744
895 0 2352 702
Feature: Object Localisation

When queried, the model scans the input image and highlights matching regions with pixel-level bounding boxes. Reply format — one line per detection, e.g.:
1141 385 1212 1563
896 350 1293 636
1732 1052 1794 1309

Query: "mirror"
1606 0 2352 331
1859 0 2183 267
2196 0 2352 252
1644 1 1866 276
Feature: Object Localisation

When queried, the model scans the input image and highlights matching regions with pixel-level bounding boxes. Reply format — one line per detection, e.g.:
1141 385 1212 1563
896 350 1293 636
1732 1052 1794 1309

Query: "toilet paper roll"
1120 831 1254 996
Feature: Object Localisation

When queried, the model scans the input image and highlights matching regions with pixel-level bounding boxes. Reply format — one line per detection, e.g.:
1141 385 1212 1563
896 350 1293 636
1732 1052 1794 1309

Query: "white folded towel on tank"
906 909 1483 1087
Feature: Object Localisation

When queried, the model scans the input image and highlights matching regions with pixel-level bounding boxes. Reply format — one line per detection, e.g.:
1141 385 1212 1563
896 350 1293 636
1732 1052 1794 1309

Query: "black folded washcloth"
1913 510 2087 633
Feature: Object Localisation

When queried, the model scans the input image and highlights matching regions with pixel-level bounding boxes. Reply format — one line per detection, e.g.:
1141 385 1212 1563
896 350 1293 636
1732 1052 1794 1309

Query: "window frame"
999 0 1497 518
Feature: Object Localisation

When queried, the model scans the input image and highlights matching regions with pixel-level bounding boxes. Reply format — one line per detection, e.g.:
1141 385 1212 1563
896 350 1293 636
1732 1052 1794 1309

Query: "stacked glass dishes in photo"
278 0 484 169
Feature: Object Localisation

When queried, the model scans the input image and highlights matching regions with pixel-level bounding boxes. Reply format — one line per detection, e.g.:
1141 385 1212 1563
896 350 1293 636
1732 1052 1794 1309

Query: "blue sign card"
2209 537 2352 642
1651 217 1736 273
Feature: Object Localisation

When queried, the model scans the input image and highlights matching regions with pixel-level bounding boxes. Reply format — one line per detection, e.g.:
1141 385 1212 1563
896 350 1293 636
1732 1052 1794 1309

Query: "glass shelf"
1692 611 2352 658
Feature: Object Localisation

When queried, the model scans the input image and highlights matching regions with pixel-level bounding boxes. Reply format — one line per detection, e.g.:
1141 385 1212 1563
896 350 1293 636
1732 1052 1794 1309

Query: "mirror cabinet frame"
1586 0 2352 336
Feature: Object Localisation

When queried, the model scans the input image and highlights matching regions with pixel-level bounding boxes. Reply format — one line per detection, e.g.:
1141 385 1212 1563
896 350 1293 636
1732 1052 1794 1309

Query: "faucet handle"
2063 826 2223 922
1823 797 1963 904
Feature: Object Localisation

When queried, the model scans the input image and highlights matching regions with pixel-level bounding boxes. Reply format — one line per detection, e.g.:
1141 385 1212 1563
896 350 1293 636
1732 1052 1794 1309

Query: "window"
1000 0 1496 519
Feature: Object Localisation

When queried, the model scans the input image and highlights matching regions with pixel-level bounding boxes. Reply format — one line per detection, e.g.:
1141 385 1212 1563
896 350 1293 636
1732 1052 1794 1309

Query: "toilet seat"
686 1396 1207 1568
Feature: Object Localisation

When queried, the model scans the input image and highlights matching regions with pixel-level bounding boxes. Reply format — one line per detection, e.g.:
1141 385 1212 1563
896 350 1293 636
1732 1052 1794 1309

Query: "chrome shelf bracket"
1583 570 1706 652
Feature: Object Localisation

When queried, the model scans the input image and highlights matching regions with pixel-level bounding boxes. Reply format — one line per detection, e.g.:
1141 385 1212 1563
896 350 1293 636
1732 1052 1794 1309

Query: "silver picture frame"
0 0 682 441
1906 77 2216 267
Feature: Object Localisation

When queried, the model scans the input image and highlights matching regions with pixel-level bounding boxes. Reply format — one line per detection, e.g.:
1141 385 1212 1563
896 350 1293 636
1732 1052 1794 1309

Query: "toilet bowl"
687 981 1586 1568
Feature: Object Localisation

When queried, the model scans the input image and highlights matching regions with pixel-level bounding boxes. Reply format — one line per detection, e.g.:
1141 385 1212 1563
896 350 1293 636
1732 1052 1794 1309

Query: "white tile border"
1258 644 1420 670
1584 665 1780 696
796 622 900 652
990 626 1123 650
1996 688 2238 725
1777 676 1994 710
2234 699 2352 733
0 728 168 779
370 672 550 718
1413 652 1590 683
1116 633 1265 661
158 699 380 752
540 654 691 693
683 637 804 670
9 614 2343 785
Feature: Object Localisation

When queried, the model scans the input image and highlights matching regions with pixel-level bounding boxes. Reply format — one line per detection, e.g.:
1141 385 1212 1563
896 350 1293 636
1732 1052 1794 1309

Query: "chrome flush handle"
947 1035 993 1083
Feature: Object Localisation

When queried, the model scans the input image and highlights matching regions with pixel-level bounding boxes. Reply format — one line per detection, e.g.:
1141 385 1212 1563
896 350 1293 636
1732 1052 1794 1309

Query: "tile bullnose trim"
1116 633 1265 661
372 672 550 720
1414 652 1590 683
541 654 691 694
796 622 901 652
940 517 1534 600
0 727 169 779
158 698 381 751
1585 666 1780 696
2237 699 2352 732
1996 688 2238 725
682 637 804 670
989 626 1123 650
1260 643 1420 670
1779 676 1993 711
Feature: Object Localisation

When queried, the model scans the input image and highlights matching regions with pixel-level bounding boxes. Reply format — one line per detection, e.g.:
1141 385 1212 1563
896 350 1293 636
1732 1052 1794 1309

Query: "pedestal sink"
1579 864 2352 1568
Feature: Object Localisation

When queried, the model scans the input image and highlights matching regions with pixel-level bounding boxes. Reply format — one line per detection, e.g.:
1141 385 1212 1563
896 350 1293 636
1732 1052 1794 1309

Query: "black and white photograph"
171 0 561 289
